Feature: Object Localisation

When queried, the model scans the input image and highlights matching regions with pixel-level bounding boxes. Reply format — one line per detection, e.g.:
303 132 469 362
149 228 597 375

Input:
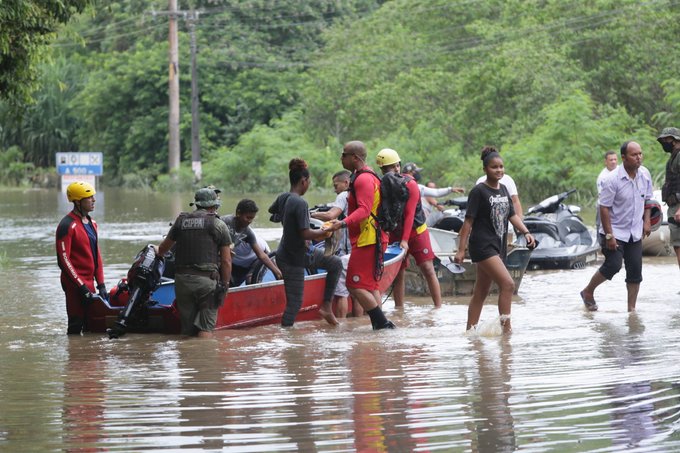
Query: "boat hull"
404 228 531 297
404 246 531 297
87 245 405 335
642 224 673 256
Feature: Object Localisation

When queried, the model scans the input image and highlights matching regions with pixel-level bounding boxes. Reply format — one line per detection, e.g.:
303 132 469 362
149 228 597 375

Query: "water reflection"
467 338 516 452
598 314 657 448
63 338 106 452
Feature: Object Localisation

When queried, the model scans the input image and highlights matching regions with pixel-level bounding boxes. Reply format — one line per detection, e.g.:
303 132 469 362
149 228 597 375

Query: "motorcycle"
518 189 599 270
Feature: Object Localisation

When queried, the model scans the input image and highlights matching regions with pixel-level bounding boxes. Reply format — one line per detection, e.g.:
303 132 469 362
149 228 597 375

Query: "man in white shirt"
595 150 619 230
596 150 619 193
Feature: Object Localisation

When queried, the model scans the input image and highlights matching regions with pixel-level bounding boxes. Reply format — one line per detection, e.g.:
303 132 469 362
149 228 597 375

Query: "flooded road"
1 189 679 451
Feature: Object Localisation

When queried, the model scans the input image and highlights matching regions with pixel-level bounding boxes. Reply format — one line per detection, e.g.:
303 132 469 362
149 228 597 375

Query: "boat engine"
107 245 165 339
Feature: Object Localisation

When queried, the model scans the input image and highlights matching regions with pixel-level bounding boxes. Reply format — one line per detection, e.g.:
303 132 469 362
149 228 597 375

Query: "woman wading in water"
454 147 535 333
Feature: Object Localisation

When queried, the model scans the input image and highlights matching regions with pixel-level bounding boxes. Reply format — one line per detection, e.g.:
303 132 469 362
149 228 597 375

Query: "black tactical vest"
662 152 680 206
173 211 220 269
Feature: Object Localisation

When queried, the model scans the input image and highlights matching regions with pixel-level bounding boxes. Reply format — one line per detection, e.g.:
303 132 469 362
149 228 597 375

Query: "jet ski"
518 189 599 270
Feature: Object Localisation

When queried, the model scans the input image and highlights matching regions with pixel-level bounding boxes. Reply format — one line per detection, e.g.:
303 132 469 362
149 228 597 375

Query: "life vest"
349 169 382 247
173 211 221 269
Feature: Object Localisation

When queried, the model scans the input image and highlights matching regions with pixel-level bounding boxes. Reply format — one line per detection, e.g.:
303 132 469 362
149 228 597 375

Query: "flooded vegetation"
1 189 679 451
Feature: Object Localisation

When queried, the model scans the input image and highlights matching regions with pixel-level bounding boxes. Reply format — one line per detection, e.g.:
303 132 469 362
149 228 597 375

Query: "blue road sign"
56 152 103 176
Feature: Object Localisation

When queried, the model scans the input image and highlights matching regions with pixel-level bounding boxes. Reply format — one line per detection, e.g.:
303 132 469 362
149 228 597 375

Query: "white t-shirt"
329 190 348 214
596 166 617 194
476 174 518 197
329 191 350 255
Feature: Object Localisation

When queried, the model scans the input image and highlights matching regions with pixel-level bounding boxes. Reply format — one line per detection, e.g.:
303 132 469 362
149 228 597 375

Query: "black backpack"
377 171 411 234
350 169 410 234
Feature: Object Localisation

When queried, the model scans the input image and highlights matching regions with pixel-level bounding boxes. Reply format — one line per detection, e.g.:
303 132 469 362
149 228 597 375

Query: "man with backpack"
376 148 443 309
323 141 396 329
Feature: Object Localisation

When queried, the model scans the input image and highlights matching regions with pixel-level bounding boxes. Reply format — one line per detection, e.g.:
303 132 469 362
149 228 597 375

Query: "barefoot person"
268 158 342 326
580 141 653 312
454 148 535 333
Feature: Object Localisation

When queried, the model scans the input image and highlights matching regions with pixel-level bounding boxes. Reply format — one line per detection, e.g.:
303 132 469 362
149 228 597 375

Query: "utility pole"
167 0 180 176
188 10 201 182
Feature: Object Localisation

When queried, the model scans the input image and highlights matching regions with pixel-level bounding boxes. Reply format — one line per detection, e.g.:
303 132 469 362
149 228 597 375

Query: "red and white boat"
86 244 405 335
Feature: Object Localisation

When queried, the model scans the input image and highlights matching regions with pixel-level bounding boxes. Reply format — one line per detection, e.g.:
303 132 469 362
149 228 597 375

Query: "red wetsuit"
56 211 105 327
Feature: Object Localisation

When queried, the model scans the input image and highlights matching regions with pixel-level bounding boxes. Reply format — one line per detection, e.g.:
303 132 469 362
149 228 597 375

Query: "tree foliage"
0 0 90 105
1 0 678 198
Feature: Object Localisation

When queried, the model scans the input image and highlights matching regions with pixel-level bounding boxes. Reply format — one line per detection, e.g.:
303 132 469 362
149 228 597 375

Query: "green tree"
0 0 91 105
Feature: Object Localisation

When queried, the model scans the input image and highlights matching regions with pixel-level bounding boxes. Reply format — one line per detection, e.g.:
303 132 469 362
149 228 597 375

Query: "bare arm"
311 207 343 222
509 214 535 248
302 227 330 241
219 245 232 285
599 204 617 250
253 243 283 279
157 236 175 257
511 195 523 220
454 217 473 264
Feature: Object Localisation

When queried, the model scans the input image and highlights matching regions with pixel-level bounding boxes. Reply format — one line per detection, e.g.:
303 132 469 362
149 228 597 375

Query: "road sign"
56 152 103 176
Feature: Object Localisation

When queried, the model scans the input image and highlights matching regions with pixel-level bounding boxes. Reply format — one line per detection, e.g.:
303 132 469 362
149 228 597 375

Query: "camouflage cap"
657 127 680 141
192 187 221 208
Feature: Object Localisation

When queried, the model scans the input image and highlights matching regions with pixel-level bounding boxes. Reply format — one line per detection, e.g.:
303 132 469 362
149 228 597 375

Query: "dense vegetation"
1 0 679 202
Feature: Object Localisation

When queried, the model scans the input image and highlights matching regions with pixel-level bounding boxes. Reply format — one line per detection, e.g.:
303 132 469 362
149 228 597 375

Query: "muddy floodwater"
1 188 679 452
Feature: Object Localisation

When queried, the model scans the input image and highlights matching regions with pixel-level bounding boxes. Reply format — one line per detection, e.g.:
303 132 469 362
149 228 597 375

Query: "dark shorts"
598 235 643 284
469 241 501 263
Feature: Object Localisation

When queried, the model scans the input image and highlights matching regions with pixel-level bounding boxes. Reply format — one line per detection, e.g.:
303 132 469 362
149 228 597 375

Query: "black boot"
374 320 396 330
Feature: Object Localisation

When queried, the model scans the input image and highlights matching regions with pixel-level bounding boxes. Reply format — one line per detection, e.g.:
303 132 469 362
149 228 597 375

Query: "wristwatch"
605 233 614 240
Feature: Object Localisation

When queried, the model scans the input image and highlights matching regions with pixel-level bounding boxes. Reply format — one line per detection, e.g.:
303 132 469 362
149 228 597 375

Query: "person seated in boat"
221 199 282 287
455 148 535 334
376 148 443 309
269 158 343 327
310 169 356 319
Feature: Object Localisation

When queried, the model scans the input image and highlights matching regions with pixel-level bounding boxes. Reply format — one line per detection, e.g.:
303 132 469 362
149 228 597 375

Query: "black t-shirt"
274 193 310 267
466 182 515 262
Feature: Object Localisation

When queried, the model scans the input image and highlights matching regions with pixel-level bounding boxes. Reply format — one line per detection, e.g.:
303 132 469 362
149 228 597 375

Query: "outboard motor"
107 245 165 339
